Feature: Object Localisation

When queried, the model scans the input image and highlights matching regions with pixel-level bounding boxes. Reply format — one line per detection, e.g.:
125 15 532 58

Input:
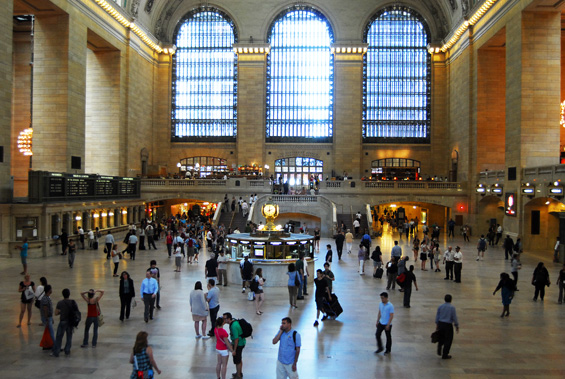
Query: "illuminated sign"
505 193 516 216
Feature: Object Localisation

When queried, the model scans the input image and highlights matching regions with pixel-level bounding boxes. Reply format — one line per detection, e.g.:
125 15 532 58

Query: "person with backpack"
371 246 383 278
51 288 79 357
272 317 301 379
223 312 247 379
477 235 487 261
240 255 254 294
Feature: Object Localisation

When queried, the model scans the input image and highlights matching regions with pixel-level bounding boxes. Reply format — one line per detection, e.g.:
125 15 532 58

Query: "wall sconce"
92 213 100 218
122 210 128 215
476 184 486 196
549 181 563 199
521 182 535 199
491 183 503 196
108 211 114 217
75 216 82 221
101 212 108 217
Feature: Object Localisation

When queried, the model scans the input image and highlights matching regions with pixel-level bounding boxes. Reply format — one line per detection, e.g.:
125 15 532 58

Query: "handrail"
212 202 222 227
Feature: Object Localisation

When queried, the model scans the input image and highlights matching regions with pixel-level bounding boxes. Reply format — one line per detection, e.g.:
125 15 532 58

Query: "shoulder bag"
97 303 104 327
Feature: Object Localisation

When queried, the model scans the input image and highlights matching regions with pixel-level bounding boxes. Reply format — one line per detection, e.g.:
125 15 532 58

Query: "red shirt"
87 303 98 318
215 327 229 350
166 235 173 245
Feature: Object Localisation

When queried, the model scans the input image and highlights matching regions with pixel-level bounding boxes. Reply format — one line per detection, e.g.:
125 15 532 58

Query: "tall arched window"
171 8 237 142
266 6 334 142
363 7 430 143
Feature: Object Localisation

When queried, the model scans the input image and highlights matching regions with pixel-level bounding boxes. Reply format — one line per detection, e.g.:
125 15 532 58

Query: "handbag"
24 286 35 301
97 303 104 326
431 330 440 344
294 272 300 287
34 289 45 309
247 291 255 301
131 298 137 308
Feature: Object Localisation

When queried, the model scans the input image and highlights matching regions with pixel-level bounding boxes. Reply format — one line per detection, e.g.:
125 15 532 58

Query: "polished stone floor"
2 228 565 379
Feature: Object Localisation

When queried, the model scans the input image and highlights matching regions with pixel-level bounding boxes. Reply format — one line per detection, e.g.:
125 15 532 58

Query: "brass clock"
261 203 279 231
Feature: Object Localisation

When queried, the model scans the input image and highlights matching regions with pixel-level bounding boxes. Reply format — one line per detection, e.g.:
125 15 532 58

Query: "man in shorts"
223 312 246 379
240 255 254 293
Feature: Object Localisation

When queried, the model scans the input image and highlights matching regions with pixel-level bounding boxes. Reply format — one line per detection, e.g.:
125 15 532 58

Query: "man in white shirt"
217 250 229 286
242 201 249 218
87 229 95 249
78 227 85 249
443 246 454 281
104 232 114 259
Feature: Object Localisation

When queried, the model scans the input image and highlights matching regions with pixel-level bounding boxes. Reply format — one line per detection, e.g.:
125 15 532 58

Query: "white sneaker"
242 288 246 293
476 257 479 261
202 336 210 340
195 335 202 339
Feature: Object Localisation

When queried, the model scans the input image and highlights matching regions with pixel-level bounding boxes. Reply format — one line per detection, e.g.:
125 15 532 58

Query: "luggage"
92 241 98 250
322 293 343 318
374 267 384 279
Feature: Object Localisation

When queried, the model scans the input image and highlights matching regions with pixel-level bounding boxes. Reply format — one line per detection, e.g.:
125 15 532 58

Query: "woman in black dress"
532 262 550 301
119 271 135 321
18 274 36 327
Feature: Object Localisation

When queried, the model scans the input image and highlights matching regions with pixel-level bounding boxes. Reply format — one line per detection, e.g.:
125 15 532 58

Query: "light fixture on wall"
17 128 33 156
560 100 565 128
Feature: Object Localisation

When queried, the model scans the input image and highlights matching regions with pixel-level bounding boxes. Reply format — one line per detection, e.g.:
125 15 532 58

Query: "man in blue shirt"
206 279 220 337
16 237 29 275
391 240 402 259
272 317 301 379
140 271 158 322
435 294 459 359
375 291 394 354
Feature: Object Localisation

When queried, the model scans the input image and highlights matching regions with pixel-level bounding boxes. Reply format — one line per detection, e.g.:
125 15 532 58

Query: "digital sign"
505 193 516 216
29 171 141 203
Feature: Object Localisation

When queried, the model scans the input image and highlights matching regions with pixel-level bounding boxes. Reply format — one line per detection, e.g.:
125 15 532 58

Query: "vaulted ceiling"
128 0 473 44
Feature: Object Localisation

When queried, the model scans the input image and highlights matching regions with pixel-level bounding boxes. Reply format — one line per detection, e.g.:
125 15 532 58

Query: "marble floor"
2 228 565 379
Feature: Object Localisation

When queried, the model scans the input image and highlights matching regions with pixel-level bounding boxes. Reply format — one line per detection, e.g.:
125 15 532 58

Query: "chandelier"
17 128 33 156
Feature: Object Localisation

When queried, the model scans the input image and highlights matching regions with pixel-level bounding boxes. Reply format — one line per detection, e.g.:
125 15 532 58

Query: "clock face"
263 204 276 216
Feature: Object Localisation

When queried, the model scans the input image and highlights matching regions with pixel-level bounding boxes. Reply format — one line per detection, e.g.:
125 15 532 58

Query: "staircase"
217 210 248 232
337 213 369 236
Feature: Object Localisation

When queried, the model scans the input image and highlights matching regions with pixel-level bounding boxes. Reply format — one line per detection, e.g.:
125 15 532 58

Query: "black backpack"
236 319 253 339
249 277 259 293
68 300 82 328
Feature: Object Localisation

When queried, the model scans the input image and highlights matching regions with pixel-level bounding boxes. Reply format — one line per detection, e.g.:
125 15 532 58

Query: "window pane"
266 7 334 142
363 7 430 143
172 9 238 141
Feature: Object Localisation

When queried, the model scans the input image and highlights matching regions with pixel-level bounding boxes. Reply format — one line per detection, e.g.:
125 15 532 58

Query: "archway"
523 197 563 254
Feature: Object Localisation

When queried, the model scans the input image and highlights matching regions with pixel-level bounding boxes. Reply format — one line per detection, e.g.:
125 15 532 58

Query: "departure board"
29 171 141 203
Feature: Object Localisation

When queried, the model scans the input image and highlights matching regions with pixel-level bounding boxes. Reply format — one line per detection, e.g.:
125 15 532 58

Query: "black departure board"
29 171 141 203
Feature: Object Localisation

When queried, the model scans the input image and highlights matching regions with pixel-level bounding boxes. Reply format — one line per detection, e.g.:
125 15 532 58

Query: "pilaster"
0 1 14 202
235 45 268 167
332 45 365 179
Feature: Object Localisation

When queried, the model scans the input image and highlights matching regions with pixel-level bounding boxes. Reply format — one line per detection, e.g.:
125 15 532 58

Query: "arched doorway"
274 157 323 190
523 197 562 254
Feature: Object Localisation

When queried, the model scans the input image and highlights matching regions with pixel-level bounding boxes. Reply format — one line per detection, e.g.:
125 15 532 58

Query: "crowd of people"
13 209 565 378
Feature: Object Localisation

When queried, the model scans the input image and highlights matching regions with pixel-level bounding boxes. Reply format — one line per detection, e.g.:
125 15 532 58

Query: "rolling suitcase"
374 267 384 279
92 240 99 250
322 293 343 318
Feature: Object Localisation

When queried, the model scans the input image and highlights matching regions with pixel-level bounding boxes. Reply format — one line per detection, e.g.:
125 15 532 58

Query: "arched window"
274 157 323 187
172 8 237 142
266 6 334 142
363 7 430 143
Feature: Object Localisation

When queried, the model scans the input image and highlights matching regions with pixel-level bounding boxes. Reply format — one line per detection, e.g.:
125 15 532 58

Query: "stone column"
33 14 87 173
505 11 561 234
234 45 268 167
0 1 14 202
332 45 365 179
